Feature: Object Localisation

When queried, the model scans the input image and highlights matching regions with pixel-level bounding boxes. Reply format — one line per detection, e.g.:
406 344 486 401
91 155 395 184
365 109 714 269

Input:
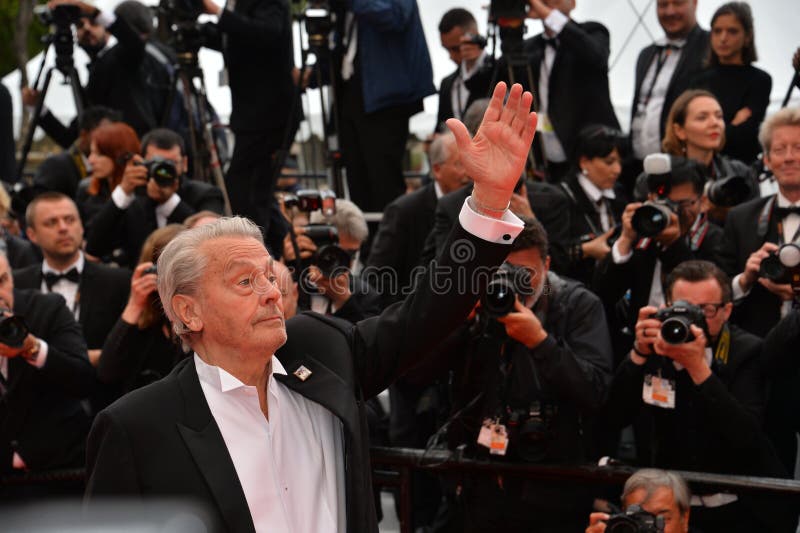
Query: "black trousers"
225 128 288 256
338 76 413 214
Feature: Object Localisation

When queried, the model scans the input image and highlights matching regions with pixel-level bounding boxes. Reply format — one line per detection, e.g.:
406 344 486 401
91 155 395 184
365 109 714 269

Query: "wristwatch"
22 339 42 364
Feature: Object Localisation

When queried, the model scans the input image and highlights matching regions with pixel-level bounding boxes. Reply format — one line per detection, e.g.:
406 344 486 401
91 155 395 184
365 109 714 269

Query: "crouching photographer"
586 469 690 533
0 252 94 495
281 196 381 323
414 218 612 532
603 260 790 533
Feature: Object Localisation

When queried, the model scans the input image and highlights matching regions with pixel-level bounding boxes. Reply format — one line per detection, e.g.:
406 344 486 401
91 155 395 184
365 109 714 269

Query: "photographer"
416 218 612 532
199 0 295 255
586 469 690 533
0 252 94 484
593 155 722 357
85 128 200 268
516 0 620 182
282 199 380 323
603 260 787 532
716 107 800 338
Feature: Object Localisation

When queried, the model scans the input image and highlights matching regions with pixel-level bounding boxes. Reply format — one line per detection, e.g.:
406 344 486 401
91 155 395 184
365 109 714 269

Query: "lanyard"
776 218 800 246
713 324 730 366
641 45 676 107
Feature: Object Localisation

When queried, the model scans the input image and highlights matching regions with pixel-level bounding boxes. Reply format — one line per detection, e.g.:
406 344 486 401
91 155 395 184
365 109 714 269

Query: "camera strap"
757 195 776 239
559 182 602 237
686 212 710 252
713 324 730 366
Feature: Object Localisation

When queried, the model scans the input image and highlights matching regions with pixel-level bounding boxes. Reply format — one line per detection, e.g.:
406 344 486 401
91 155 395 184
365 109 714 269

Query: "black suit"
86 222 514 533
4 236 41 270
435 65 493 132
367 182 437 307
716 195 783 338
560 174 628 285
13 261 131 350
0 289 93 475
522 20 619 161
178 179 226 214
32 146 88 198
419 182 571 274
85 195 195 268
631 25 710 139
0 83 14 182
202 0 295 252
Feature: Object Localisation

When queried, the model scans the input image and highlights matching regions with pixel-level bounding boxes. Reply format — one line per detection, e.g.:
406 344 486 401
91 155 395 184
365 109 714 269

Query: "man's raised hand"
446 82 537 218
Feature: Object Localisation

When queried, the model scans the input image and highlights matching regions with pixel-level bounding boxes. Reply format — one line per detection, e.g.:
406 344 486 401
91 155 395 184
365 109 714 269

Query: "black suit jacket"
201 0 294 134
0 83 14 182
0 289 93 473
13 261 131 350
523 20 620 157
435 65 494 133
86 195 195 268
85 223 514 533
179 179 226 214
560 174 628 284
367 182 437 306
419 182 571 274
716 195 783 337
631 25 710 137
4 236 41 270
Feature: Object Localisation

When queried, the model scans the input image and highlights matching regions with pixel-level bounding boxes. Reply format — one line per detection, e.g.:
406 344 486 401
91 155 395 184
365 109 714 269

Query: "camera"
304 2 333 50
605 505 664 533
136 156 180 187
759 243 800 285
631 199 677 238
156 0 205 56
489 0 528 21
0 311 30 348
651 300 709 345
303 224 352 278
34 3 83 69
706 175 752 207
284 189 336 216
480 262 533 318
143 265 158 276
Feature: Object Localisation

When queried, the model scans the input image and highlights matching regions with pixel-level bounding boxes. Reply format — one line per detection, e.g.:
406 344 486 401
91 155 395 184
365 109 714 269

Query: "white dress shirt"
41 252 85 319
631 37 686 159
577 173 616 232
537 10 570 163
112 185 182 228
450 50 488 120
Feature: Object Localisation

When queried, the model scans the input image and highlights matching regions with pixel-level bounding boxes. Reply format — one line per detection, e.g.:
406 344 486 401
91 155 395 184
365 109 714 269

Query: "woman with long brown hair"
97 224 188 395
76 122 140 224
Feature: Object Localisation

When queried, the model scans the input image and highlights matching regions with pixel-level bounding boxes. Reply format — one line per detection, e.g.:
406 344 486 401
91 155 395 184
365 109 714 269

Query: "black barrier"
370 446 800 533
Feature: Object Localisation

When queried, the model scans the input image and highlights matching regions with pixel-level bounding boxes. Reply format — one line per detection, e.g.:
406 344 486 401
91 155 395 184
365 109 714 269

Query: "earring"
580 167 588 176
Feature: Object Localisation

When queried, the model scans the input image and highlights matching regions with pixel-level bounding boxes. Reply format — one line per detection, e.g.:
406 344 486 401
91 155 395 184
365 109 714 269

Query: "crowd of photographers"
1 0 800 531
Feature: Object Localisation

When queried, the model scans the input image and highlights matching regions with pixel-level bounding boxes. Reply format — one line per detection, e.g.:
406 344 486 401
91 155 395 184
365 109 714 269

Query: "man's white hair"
309 199 368 244
759 107 800 154
157 216 264 347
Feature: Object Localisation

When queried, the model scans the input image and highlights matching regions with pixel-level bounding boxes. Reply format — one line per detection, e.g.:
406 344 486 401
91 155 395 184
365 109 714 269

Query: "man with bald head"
86 82 536 532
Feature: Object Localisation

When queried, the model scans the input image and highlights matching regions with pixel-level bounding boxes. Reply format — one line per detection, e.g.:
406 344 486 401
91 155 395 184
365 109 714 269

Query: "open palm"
446 82 538 210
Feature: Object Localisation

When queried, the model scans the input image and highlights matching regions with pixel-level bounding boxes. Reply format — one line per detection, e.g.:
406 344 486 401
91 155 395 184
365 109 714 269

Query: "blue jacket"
351 0 436 113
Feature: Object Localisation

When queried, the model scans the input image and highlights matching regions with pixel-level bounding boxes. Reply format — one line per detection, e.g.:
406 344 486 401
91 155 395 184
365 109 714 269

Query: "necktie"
44 268 80 291
774 206 800 219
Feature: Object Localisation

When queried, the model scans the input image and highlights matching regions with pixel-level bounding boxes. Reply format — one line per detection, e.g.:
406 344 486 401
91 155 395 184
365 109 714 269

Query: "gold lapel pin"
293 365 312 381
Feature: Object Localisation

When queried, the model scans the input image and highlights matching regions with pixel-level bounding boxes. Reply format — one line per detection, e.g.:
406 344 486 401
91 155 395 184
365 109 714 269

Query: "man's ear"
25 225 38 246
172 294 203 333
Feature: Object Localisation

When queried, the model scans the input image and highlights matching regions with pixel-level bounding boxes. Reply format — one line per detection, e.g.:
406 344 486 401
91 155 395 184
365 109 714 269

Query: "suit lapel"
175 359 256 533
273 352 357 428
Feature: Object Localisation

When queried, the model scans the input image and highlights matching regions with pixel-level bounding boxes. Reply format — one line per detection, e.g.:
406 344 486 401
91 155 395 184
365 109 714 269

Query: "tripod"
162 48 232 215
16 36 85 182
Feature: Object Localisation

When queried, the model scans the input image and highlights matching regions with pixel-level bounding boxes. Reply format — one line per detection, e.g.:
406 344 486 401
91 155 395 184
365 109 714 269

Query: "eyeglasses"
770 144 800 158
674 196 701 210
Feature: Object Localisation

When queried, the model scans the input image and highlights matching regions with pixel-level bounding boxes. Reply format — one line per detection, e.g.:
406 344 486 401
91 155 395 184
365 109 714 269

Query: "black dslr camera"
0 310 30 348
706 175 752 207
302 224 352 278
605 505 664 533
34 3 83 69
284 189 336 217
759 243 800 285
651 300 709 345
480 262 533 318
136 156 180 187
632 154 679 238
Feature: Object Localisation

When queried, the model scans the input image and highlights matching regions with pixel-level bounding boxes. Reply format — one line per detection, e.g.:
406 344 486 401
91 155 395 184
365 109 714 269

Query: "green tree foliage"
1 1 47 78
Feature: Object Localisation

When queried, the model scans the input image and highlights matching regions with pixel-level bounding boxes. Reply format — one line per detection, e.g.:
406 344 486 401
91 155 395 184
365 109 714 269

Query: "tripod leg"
192 73 233 215
17 67 55 181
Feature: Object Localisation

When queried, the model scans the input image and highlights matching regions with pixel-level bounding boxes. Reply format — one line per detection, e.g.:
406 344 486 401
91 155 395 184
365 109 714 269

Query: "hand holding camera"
496 298 547 349
282 227 317 262
120 154 149 195
307 265 352 309
740 242 797 300
0 309 36 359
121 262 158 325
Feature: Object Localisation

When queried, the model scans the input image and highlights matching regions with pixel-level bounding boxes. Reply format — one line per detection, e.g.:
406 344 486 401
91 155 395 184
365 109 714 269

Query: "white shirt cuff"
24 339 49 369
731 273 751 300
611 240 633 264
95 10 116 28
111 185 135 209
544 9 569 35
459 196 523 244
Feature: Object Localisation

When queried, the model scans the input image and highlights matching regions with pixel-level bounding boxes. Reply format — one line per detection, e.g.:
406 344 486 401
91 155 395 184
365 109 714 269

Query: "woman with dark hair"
634 90 758 220
560 124 629 284
76 122 140 224
97 224 189 396
691 2 771 164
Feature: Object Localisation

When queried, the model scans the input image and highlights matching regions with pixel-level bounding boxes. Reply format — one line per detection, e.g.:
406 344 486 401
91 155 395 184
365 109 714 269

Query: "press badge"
643 373 676 409
477 418 508 456
537 112 556 134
